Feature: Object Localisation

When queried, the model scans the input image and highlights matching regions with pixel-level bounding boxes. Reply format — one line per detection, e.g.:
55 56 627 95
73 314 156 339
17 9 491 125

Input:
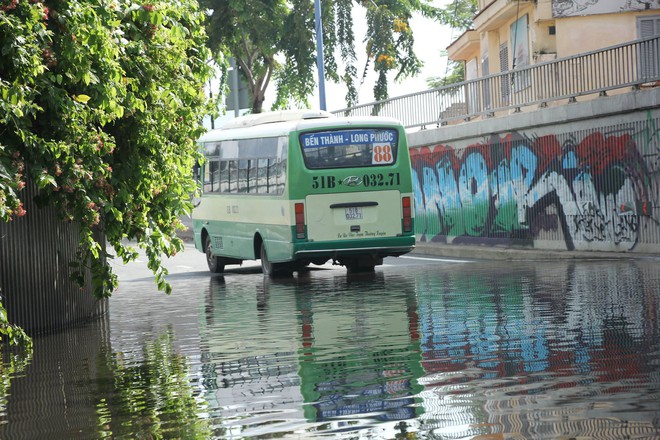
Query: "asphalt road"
111 240 472 282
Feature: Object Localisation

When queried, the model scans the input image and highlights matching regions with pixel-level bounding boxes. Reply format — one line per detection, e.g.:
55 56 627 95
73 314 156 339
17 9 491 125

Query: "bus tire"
345 255 380 273
260 242 275 276
205 235 225 274
296 261 311 272
346 264 375 274
260 243 291 277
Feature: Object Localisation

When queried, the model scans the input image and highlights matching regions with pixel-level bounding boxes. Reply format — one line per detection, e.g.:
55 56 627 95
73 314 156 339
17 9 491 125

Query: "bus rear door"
293 124 414 268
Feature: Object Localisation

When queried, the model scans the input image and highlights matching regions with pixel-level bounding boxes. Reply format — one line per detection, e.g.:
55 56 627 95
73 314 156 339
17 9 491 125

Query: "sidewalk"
413 241 660 261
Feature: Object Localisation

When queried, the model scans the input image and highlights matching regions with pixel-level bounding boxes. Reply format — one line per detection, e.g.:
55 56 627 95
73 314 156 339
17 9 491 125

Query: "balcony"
473 0 535 31
332 36 660 130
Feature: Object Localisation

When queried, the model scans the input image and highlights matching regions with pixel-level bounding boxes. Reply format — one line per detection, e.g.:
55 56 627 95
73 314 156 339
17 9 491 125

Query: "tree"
0 0 214 341
202 0 440 113
426 0 477 87
434 0 477 31
427 58 465 88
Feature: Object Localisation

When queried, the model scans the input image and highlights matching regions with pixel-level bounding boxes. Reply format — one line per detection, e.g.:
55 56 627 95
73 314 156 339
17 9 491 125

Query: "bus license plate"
345 207 363 220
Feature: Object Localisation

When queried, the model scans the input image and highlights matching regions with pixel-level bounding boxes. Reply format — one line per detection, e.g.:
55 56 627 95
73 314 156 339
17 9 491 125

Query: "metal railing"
332 36 660 129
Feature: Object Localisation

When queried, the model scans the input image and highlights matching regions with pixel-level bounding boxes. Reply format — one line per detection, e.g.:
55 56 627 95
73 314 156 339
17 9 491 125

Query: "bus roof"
198 110 403 143
221 109 333 129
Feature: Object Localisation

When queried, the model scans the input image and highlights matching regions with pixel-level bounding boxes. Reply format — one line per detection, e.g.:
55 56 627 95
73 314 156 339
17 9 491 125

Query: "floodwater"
1 252 660 439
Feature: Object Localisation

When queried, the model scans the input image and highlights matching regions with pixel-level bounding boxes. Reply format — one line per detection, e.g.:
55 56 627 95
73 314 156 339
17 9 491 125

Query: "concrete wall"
555 11 659 56
407 87 660 255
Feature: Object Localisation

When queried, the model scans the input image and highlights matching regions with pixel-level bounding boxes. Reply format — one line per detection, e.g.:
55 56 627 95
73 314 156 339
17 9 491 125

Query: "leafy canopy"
426 0 477 88
0 0 213 318
202 0 440 113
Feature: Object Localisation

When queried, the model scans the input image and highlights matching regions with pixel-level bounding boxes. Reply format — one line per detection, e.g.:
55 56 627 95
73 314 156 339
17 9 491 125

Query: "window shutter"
499 43 510 104
638 17 660 81
638 17 659 38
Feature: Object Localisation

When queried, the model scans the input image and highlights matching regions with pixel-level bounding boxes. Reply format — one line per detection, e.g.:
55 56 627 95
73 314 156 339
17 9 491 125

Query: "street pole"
314 0 327 110
229 58 240 117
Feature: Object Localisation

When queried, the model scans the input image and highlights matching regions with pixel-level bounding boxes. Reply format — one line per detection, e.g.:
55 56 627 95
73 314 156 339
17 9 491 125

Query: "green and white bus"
192 110 415 275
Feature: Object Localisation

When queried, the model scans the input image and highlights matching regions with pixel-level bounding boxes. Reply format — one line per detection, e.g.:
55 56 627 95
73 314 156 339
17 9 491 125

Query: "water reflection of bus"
200 276 304 438
293 272 424 426
199 271 424 437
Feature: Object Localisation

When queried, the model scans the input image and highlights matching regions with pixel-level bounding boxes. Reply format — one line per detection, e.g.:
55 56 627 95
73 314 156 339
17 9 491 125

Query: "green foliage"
427 59 465 88
0 342 32 410
434 0 477 31
426 0 477 87
0 0 213 302
0 290 32 350
202 0 439 112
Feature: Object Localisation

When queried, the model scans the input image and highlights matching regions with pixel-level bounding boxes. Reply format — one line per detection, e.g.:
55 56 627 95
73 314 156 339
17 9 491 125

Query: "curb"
412 242 660 261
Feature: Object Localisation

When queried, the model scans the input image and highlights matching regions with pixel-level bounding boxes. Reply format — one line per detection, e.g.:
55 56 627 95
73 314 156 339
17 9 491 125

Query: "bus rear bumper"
292 237 415 260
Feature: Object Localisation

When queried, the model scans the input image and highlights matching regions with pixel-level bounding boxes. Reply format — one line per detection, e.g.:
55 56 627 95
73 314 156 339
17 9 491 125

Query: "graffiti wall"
410 111 660 252
552 0 660 18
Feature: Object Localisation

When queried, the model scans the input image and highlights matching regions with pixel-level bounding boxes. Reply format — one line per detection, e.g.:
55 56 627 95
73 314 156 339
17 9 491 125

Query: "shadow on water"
1 259 660 439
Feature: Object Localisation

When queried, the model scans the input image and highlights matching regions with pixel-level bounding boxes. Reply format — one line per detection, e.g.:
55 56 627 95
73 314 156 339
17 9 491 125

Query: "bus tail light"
295 203 306 239
402 197 413 233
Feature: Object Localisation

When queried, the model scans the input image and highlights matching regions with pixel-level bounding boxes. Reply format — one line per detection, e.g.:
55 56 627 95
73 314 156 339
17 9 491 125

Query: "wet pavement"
1 245 660 439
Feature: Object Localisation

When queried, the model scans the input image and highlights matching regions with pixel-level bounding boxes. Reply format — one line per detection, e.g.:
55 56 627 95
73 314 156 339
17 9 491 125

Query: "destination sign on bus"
301 129 396 149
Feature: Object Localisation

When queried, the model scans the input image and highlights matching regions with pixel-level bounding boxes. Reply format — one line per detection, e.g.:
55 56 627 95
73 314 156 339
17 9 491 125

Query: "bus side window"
276 136 287 194
248 159 258 193
203 160 214 193
267 158 277 194
276 158 286 194
219 160 229 193
257 158 268 194
210 160 220 192
238 159 249 194
229 160 238 193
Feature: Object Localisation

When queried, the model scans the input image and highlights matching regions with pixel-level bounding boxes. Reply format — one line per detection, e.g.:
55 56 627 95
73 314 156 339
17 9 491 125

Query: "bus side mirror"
193 162 201 182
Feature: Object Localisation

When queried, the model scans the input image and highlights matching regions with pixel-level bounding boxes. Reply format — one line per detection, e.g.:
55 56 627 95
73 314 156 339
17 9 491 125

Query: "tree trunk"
251 89 265 114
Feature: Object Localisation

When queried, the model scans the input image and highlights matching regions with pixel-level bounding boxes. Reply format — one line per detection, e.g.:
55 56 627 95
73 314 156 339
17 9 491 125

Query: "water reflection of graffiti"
414 261 660 438
411 116 660 251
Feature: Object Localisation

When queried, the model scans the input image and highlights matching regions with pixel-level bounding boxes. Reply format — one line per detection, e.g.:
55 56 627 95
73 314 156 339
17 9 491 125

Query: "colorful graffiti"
552 0 660 18
411 116 660 251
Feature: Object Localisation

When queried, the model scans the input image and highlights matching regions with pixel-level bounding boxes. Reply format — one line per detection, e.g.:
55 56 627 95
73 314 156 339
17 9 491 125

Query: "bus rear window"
300 128 398 169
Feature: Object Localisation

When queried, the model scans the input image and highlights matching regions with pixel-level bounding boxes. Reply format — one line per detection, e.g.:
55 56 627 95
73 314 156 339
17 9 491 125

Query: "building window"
499 43 510 104
638 16 660 81
482 56 491 110
511 14 531 92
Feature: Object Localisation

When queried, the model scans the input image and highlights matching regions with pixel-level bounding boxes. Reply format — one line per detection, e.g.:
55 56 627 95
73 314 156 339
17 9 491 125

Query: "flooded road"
1 247 660 439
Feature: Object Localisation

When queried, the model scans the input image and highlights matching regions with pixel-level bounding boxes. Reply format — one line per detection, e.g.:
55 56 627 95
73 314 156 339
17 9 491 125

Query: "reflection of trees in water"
0 350 32 420
95 330 212 439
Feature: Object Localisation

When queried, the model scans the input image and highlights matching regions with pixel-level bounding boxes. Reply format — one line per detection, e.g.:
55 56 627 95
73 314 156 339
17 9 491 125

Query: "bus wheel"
260 243 291 277
347 264 375 274
345 256 380 273
260 242 274 276
205 235 225 274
